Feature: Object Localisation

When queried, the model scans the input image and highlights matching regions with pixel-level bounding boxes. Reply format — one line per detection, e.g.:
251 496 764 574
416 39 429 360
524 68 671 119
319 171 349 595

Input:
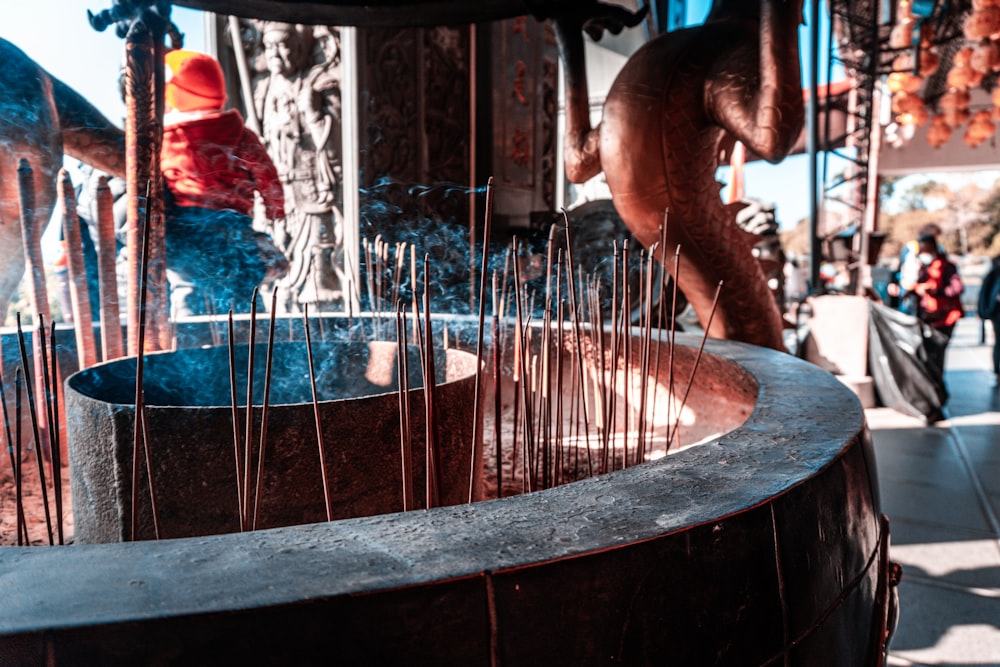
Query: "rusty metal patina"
556 0 805 350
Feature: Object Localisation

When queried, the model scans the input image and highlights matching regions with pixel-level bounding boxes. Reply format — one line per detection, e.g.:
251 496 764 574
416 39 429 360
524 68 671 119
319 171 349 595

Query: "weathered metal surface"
65 341 482 542
0 335 893 664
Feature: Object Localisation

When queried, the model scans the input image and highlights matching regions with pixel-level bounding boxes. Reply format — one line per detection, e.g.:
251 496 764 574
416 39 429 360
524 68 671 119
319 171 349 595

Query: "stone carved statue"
253 21 345 312
554 0 805 351
0 37 126 321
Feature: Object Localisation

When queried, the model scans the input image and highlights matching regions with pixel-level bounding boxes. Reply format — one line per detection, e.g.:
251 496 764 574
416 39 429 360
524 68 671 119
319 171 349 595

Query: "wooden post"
125 20 168 355
59 169 98 370
95 176 125 361
16 158 50 450
17 160 50 326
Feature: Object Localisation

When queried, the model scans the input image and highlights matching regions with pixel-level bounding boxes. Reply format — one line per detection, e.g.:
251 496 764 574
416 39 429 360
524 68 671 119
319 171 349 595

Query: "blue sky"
0 1 205 123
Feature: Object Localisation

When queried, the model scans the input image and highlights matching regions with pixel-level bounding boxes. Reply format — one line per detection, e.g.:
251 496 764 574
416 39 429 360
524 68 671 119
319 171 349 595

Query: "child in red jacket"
162 49 287 316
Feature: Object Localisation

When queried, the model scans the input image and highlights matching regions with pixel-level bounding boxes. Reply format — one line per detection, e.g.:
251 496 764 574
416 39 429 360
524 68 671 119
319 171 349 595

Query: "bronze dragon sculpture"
0 37 126 320
553 0 805 351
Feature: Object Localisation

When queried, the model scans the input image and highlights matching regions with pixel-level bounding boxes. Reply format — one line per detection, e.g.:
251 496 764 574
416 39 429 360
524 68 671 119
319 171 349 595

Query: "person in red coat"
162 49 288 316
905 232 964 373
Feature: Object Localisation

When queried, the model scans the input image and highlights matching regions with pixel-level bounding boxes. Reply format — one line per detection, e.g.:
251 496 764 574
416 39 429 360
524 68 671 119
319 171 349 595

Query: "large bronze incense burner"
0 331 894 664
0 1 899 664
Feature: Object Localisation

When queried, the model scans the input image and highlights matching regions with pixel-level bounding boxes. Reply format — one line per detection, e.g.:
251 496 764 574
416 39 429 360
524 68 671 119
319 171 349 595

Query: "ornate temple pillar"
487 17 559 232
355 26 473 225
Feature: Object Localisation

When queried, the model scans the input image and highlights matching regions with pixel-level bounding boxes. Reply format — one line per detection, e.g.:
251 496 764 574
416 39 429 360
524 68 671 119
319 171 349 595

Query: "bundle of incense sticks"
0 176 730 546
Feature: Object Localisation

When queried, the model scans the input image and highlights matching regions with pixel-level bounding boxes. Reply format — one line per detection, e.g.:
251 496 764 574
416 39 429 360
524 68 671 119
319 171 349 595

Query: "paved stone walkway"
868 316 1000 666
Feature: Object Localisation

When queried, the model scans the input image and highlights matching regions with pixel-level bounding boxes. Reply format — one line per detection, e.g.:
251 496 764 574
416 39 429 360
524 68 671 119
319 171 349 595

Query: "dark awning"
174 0 575 26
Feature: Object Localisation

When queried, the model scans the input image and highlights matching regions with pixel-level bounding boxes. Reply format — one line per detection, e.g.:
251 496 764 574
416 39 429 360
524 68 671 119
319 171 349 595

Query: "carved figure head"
165 49 226 112
260 21 306 77
312 25 341 67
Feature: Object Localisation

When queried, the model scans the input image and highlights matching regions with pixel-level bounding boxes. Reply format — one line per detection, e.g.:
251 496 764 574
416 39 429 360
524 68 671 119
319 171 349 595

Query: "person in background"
895 222 943 314
904 232 964 373
977 255 1000 379
161 49 288 317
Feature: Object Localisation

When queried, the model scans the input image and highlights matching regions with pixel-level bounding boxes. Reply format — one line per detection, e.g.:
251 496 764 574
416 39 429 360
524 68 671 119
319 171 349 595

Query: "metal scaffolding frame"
819 0 975 287
818 0 883 288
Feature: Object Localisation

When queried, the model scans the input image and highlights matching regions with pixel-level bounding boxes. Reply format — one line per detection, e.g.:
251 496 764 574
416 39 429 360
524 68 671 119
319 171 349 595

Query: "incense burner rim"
0 335 869 638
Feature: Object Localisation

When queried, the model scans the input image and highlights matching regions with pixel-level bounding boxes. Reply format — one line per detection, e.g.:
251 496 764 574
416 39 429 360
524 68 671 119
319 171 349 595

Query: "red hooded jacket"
916 256 964 328
162 109 285 220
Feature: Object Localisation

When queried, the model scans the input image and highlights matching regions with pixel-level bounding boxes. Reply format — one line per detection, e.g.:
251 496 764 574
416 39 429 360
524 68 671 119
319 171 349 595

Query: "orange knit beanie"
165 50 226 112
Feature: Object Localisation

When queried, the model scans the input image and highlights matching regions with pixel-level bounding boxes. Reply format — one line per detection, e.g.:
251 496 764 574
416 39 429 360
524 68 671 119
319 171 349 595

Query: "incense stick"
554 254 565 487
392 242 406 320
14 368 25 545
396 304 414 510
0 364 16 504
49 322 63 543
38 318 63 544
666 245 682 449
227 310 244 530
491 270 503 498
421 255 440 508
560 211 594 477
544 225 561 486
243 286 259 529
16 314 53 545
650 213 670 449
303 304 334 521
511 239 534 491
637 247 656 465
620 240 630 469
131 187 160 541
669 281 723 451
468 177 493 502
363 238 377 338
252 288 279 530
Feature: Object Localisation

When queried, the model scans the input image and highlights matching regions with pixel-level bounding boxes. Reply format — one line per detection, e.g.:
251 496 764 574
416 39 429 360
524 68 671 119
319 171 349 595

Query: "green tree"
879 175 901 205
898 180 939 212
973 182 1000 256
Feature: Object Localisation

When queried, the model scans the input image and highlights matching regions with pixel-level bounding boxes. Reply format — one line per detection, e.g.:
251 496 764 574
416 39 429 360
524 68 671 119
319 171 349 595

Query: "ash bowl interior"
65 340 482 543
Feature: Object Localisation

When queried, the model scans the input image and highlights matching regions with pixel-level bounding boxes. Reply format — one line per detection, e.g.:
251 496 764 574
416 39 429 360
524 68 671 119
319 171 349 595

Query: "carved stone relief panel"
354 26 474 313
234 20 345 313
356 26 471 234
228 18 564 315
